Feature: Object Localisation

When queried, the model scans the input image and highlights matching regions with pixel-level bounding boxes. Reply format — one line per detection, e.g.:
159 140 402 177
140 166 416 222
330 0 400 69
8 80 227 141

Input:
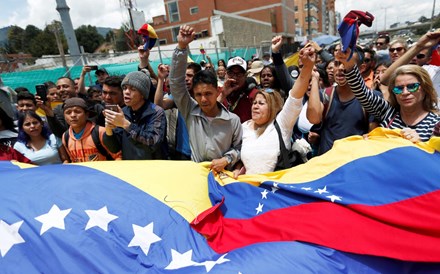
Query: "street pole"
307 0 311 39
430 0 437 31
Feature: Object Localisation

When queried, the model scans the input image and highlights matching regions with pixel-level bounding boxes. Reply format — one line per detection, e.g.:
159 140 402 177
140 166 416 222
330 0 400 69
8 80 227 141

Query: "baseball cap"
95 67 109 75
227 56 247 72
248 61 264 75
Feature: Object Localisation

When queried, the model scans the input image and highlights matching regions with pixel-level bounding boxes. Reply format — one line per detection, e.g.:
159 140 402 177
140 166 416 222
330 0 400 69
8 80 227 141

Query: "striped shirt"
346 66 440 141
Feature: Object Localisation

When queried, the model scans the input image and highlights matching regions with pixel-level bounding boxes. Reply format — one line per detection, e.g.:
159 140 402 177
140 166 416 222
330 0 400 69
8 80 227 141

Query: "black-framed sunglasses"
392 83 420 95
389 47 404 53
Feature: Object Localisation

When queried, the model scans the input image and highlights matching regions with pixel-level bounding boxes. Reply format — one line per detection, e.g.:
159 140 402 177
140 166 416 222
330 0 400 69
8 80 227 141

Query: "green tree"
7 25 25 53
419 16 429 23
115 27 130 52
105 30 114 43
28 29 58 57
75 25 104 53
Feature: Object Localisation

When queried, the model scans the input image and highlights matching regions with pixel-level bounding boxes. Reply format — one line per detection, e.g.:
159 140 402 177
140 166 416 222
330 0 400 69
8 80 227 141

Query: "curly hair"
387 65 438 112
17 111 52 146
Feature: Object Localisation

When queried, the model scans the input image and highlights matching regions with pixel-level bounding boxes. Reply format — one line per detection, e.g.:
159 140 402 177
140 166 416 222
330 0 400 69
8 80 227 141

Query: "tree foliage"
75 25 104 53
4 22 67 57
115 27 130 52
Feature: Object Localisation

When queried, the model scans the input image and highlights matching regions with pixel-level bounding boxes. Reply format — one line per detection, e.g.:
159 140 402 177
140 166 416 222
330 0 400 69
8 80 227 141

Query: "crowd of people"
1 25 439 176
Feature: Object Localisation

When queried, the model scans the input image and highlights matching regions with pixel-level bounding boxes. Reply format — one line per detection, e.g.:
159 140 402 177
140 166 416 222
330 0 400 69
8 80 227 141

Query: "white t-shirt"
241 95 302 174
14 134 61 165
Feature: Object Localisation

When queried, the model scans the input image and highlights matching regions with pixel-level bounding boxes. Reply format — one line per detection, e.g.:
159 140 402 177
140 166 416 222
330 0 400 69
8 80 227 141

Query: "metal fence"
0 45 267 93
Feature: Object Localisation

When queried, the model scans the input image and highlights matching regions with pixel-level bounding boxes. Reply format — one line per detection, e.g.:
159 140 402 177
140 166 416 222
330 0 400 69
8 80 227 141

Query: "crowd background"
1 25 439 174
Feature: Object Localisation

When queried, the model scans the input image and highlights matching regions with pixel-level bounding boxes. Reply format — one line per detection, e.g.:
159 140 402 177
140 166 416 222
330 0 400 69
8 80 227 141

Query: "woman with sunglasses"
232 46 315 177
336 47 440 142
388 39 408 63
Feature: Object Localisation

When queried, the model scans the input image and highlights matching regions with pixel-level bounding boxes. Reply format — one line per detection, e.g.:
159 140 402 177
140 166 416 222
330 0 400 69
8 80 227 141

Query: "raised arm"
290 45 316 99
138 46 158 81
381 31 440 85
271 35 295 93
154 64 175 110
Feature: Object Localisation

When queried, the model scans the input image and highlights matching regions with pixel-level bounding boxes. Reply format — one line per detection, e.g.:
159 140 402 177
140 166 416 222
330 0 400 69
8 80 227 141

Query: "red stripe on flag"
191 190 440 262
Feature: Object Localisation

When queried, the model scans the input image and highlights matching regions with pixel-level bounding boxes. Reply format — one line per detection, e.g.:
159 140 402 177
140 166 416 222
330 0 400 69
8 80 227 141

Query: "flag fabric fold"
1 128 440 272
191 130 440 262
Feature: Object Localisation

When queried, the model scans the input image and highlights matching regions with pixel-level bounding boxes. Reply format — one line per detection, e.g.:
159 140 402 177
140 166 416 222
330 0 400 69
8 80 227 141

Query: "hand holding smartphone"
35 84 47 102
105 104 119 112
88 65 98 70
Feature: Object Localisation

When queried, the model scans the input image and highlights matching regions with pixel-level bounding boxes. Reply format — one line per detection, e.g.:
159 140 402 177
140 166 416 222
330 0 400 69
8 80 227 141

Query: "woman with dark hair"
0 108 31 162
217 59 226 68
13 111 62 165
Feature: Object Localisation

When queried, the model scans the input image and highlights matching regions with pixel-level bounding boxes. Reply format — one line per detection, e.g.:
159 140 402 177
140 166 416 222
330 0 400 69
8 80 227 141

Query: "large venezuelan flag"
1 128 440 273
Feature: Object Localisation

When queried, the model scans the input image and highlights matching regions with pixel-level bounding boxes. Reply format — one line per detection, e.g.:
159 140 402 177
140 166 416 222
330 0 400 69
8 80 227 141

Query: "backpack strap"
91 125 113 160
62 130 72 162
274 120 290 169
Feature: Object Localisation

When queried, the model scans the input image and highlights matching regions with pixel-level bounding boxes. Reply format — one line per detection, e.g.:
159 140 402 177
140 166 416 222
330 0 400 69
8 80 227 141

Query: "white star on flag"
261 189 269 199
327 194 342 202
35 204 72 235
273 182 279 188
255 203 264 215
0 220 25 257
314 186 329 195
165 249 196 269
84 206 118 231
128 222 162 256
271 187 278 193
301 187 312 191
196 253 230 272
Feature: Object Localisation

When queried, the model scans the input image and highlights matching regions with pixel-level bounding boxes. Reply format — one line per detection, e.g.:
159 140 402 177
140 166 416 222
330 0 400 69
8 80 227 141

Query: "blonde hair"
388 64 438 112
253 89 284 136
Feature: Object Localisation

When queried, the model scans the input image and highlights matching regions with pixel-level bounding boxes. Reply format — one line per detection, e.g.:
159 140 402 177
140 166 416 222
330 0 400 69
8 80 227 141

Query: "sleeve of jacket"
126 104 166 148
272 52 295 94
223 114 243 169
169 48 196 121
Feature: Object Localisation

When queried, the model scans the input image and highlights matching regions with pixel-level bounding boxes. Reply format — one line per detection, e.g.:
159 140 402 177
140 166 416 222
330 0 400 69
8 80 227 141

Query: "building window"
171 27 180 42
159 39 167 45
294 6 298 12
201 30 209 37
190 6 199 15
167 2 180 23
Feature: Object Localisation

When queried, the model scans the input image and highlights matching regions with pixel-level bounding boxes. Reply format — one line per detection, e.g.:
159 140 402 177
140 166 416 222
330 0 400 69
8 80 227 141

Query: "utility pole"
120 0 138 49
430 0 437 31
307 0 312 39
55 0 82 67
48 22 68 75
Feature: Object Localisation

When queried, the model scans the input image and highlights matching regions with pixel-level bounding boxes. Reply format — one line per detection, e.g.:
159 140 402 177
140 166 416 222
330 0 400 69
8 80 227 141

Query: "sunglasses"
389 47 404 53
416 53 426 59
392 82 420 95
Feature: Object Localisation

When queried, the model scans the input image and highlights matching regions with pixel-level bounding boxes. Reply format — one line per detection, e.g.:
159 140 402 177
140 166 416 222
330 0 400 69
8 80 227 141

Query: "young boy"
169 25 242 172
62 98 120 162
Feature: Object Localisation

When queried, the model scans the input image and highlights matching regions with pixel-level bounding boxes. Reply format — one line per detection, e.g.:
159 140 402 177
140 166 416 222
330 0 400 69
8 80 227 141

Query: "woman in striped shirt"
336 50 439 142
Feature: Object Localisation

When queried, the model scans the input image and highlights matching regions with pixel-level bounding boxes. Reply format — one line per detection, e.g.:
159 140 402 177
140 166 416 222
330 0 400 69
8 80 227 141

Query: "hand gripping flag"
138 23 158 51
2 128 440 273
338 10 374 60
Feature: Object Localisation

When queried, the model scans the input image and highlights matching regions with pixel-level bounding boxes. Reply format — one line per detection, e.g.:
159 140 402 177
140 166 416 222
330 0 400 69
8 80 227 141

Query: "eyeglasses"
227 71 245 78
375 42 384 46
392 82 420 95
389 47 404 53
416 53 426 59
363 58 371 63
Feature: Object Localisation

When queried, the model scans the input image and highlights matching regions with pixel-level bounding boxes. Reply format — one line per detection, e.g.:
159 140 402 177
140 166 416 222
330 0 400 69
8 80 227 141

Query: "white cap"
227 56 247 72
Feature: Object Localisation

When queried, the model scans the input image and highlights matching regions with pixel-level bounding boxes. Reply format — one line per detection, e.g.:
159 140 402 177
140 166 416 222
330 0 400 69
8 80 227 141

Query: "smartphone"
105 104 118 112
35 84 47 102
88 65 98 70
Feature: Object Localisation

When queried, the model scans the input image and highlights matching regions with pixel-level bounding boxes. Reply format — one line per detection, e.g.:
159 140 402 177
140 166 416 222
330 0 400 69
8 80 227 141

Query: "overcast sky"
0 0 438 32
